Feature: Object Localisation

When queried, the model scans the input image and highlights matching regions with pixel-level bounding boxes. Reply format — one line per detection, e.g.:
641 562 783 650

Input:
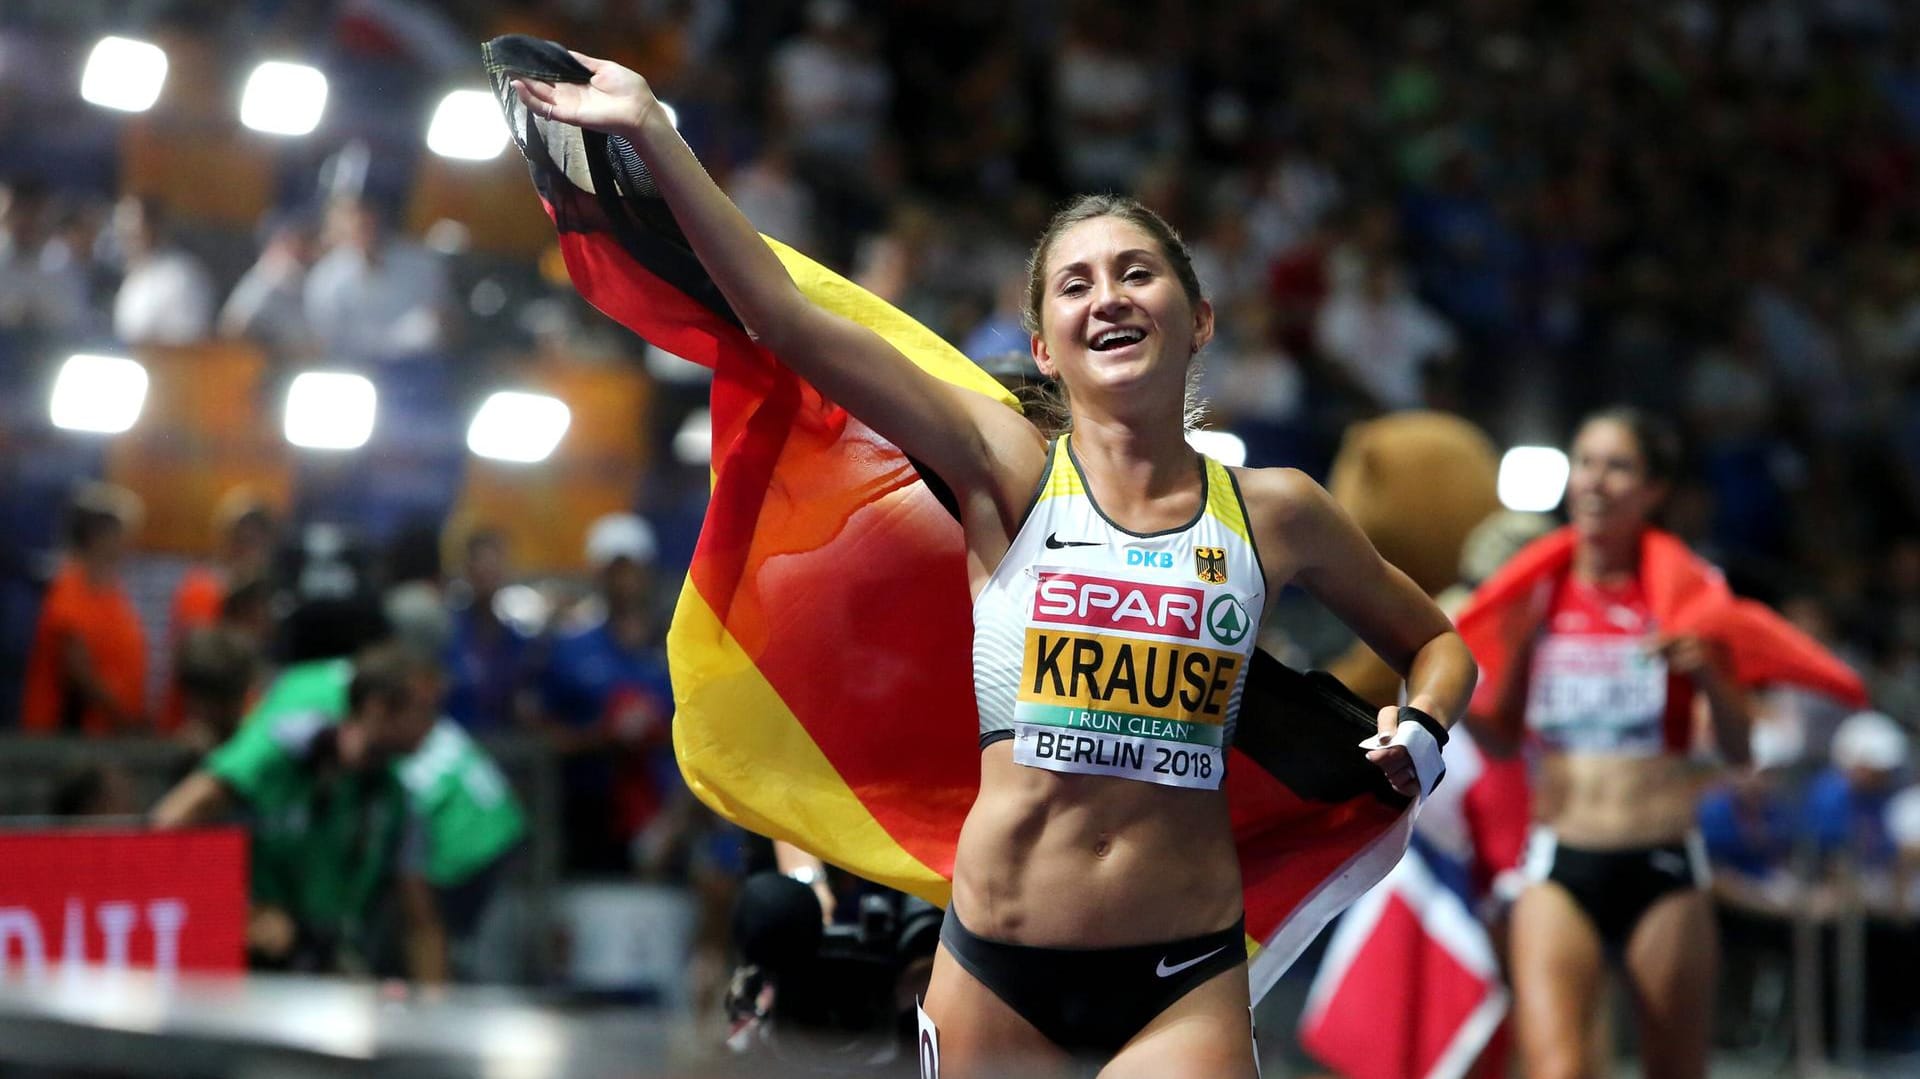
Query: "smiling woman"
1020 194 1214 435
1468 406 1750 1079
509 51 1477 1079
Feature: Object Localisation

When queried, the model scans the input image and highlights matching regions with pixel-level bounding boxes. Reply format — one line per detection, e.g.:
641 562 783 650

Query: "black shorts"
937 905 1246 1060
1523 828 1709 958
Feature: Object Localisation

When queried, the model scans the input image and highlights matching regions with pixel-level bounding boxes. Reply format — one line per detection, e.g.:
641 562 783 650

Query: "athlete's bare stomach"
1533 752 1703 849
948 741 1244 947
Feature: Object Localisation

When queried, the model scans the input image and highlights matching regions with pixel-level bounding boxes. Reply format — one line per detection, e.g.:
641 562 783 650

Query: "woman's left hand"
1365 705 1422 798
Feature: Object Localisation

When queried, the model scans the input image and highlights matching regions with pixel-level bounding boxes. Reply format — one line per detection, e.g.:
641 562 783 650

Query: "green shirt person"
152 643 448 981
394 719 527 891
246 657 352 727
244 656 527 891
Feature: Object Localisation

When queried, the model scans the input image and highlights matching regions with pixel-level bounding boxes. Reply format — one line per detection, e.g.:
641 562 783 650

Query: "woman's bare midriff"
948 741 1244 947
1533 752 1704 849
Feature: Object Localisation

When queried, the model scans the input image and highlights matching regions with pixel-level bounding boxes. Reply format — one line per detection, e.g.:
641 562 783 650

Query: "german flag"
485 36 1417 999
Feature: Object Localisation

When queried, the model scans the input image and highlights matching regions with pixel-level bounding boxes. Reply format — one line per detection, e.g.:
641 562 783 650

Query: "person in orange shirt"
162 489 277 733
22 483 149 735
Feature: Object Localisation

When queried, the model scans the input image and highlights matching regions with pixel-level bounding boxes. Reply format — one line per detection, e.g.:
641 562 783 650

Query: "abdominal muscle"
948 741 1245 947
1533 751 1703 849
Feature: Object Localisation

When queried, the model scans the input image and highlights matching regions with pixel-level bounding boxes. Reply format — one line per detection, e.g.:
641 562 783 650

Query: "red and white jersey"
973 436 1267 791
1524 574 1692 757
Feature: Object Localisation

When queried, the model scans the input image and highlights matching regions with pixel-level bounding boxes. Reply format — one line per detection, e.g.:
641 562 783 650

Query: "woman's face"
1566 419 1665 541
1030 216 1211 408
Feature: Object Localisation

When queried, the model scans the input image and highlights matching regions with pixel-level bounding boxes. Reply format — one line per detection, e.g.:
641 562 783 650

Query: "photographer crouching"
726 841 941 1075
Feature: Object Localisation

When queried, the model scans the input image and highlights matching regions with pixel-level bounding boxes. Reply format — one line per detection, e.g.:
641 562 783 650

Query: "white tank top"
973 436 1267 791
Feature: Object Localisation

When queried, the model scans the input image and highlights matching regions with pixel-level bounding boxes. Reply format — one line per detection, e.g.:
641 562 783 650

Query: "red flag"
1456 526 1866 718
485 36 1417 996
1299 839 1508 1079
1298 727 1521 1079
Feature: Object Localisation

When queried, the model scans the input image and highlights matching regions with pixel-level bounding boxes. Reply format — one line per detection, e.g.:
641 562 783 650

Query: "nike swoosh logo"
1155 944 1228 978
1045 532 1102 549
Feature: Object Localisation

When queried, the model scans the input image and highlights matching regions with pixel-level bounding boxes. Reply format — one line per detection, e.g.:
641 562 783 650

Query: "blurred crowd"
4 0 1920 1052
17 473 742 983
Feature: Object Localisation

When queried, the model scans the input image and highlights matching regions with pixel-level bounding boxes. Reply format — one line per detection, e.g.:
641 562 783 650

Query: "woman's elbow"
739 291 816 357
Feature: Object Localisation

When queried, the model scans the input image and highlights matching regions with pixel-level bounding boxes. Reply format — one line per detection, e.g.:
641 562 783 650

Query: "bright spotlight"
1186 429 1247 467
239 61 328 136
1498 446 1570 512
50 354 149 434
427 90 509 160
467 391 570 463
672 409 712 466
284 372 375 450
80 37 168 113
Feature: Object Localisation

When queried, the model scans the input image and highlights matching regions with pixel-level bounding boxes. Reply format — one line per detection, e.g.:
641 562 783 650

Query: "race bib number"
1012 725 1223 789
1526 636 1668 755
1010 627 1235 789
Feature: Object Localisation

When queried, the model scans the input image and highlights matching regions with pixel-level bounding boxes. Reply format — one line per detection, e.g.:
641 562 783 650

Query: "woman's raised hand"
511 52 663 138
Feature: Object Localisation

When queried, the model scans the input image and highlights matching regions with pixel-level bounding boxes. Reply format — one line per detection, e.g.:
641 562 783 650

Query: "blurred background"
1 0 1919 1076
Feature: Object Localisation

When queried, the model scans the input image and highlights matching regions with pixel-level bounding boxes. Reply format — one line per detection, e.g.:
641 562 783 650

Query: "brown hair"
1022 194 1204 337
1576 406 1682 484
1019 194 1210 435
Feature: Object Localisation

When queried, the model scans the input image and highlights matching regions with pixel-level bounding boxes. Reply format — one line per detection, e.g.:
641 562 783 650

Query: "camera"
725 872 942 1071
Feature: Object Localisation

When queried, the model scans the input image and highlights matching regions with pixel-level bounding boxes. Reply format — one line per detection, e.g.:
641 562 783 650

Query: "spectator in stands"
109 195 215 346
151 641 449 982
173 626 261 754
1805 710 1912 881
536 513 678 875
1313 255 1458 414
1049 0 1172 193
164 489 277 734
0 178 92 335
21 483 148 736
303 195 449 360
1699 722 1803 914
1805 712 1920 1052
1890 782 1920 914
770 0 893 180
1698 721 1804 1048
218 208 317 354
444 525 533 735
726 138 817 256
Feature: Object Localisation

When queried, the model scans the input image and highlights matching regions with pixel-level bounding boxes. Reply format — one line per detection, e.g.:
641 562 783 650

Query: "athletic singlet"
1523 574 1692 757
973 436 1267 791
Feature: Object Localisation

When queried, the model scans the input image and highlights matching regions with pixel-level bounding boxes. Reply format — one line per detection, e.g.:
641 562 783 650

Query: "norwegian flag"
1298 731 1517 1079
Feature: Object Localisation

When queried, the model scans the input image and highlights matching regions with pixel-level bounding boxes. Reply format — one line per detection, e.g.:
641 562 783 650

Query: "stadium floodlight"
80 37 168 113
467 391 570 463
1498 446 1570 512
427 89 509 160
50 354 148 434
284 372 375 450
239 61 328 136
1186 429 1247 467
673 409 712 466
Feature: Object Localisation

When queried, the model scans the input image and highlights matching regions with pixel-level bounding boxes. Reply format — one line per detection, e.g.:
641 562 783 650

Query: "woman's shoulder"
1227 464 1333 524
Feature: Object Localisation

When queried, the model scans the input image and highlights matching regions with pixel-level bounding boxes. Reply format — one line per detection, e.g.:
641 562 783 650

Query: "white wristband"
1390 720 1446 800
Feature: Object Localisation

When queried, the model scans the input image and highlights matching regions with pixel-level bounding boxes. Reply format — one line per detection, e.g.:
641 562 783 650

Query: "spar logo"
1032 572 1203 640
1207 595 1251 646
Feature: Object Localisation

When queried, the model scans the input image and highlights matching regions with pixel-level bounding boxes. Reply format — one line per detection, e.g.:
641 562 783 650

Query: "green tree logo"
1207 595 1250 647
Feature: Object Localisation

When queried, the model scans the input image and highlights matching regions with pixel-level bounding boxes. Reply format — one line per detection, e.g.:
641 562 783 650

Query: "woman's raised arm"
513 54 1040 499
